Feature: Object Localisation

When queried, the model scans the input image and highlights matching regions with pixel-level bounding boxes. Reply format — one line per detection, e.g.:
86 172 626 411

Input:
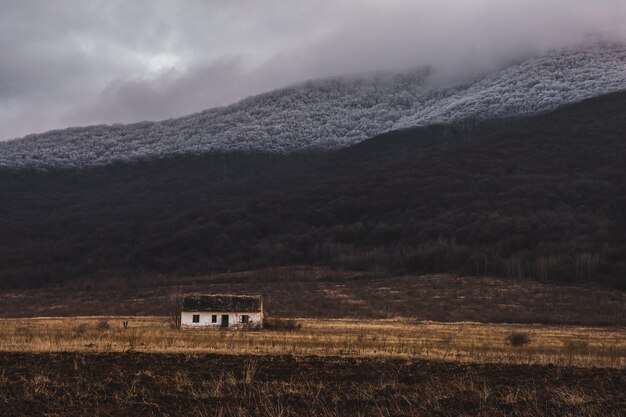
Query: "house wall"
181 311 262 329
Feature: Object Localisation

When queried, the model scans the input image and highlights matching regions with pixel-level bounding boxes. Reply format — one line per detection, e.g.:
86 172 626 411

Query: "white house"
180 294 263 329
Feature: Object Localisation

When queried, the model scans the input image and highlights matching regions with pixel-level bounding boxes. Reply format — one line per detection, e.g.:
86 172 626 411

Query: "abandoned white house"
180 294 263 329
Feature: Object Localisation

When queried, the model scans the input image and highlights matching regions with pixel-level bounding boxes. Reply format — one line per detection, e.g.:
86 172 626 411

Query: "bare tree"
169 286 184 329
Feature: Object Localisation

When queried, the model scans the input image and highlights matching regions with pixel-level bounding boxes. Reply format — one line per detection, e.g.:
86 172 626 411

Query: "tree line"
0 92 625 289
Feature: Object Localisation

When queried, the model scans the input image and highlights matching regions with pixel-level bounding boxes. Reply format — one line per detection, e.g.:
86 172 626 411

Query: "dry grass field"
2 270 625 416
1 316 624 368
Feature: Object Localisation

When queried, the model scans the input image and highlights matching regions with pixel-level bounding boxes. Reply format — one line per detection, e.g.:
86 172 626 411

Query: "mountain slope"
1 45 625 169
1 91 625 288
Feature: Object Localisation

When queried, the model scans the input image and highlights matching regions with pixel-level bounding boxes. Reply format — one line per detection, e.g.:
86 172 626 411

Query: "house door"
221 315 229 327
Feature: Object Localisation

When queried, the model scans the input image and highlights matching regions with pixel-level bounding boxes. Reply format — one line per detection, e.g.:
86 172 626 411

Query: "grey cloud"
73 57 248 123
1 0 626 140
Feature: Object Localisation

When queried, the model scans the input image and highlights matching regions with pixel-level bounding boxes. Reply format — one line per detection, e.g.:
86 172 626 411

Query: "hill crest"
1 45 625 169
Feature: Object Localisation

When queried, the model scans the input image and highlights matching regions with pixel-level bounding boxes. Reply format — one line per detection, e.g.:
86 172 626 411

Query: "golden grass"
0 316 624 368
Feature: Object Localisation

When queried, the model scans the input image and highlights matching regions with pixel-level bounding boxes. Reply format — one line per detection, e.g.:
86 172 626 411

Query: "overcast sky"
1 0 625 141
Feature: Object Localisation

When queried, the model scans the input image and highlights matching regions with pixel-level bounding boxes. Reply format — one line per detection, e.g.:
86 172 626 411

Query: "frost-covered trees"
1 45 625 169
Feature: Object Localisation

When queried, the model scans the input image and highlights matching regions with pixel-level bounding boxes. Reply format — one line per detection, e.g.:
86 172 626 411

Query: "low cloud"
1 0 626 140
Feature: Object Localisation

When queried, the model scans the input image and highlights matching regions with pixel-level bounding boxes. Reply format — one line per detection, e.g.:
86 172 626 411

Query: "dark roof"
182 294 262 312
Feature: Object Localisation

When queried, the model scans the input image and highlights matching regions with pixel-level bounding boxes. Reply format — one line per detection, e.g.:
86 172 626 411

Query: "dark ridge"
1 91 625 289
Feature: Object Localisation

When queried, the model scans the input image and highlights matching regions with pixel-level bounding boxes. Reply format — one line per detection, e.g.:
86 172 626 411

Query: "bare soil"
1 352 624 417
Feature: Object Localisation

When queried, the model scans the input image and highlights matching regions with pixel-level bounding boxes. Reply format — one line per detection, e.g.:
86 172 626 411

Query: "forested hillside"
1 91 625 289
1 46 625 169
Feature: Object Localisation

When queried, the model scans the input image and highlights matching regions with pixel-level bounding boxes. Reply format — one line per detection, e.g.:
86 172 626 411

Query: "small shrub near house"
507 332 530 347
74 324 89 336
95 320 110 331
264 318 302 331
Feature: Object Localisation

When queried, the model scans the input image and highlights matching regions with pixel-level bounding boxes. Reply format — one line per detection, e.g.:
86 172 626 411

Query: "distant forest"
1 92 625 289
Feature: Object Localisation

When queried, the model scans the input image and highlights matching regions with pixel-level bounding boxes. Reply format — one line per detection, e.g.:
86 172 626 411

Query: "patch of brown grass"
1 268 625 327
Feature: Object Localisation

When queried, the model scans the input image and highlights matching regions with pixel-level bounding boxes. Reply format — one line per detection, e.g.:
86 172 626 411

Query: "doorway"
221 315 229 327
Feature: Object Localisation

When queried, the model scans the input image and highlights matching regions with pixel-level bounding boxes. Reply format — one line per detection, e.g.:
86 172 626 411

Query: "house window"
211 315 217 323
241 315 249 324
192 314 200 323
